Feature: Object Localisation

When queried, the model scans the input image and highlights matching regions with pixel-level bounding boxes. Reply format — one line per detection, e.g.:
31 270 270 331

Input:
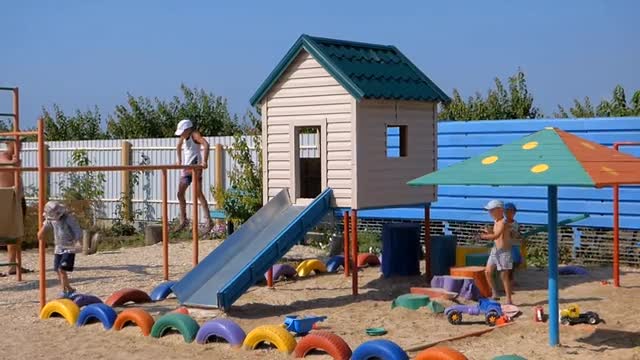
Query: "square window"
386 125 407 158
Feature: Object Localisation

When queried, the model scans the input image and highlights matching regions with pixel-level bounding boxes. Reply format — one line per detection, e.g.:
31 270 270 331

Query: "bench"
209 209 227 220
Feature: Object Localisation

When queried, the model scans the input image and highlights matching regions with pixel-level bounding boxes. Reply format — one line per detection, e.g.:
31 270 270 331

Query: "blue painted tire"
70 294 103 308
326 255 345 273
76 303 118 330
150 281 177 301
559 266 588 276
195 318 246 346
352 339 409 360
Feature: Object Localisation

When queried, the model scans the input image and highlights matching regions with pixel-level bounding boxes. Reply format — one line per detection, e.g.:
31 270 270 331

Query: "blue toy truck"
445 298 503 326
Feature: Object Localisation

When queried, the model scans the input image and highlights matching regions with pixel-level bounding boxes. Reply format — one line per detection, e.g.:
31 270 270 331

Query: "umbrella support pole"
548 185 559 346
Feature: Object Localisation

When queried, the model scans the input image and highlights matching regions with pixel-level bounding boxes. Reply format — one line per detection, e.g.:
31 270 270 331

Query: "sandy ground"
1 240 639 360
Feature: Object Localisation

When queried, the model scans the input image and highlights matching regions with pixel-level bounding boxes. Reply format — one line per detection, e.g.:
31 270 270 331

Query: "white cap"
175 119 194 136
44 201 67 220
484 200 504 210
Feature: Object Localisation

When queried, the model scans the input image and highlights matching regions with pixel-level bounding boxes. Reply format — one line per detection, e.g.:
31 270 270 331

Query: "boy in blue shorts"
37 201 83 298
505 202 523 287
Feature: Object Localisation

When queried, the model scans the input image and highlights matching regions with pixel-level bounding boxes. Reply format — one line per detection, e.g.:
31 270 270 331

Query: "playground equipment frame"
0 107 205 310
612 141 640 287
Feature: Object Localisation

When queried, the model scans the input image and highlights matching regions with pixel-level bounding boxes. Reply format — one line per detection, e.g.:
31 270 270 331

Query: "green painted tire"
391 294 430 310
150 313 200 343
493 355 527 360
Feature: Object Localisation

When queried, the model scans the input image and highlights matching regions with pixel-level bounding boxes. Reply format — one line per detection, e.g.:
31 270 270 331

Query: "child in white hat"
37 201 83 298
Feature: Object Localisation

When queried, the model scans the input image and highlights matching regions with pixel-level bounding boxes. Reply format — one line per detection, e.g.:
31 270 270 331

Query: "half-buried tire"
243 325 297 353
105 288 151 307
293 331 352 359
39 299 80 326
70 293 103 308
352 339 409 360
113 308 155 336
149 281 177 301
76 303 118 330
416 346 469 360
195 318 246 347
357 253 381 268
150 313 200 343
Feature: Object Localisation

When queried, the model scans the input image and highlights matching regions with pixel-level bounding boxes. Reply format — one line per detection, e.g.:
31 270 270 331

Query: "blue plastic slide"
172 188 332 311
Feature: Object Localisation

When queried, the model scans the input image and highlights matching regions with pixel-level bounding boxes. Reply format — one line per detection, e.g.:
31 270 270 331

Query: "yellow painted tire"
39 299 81 326
295 259 327 277
242 325 297 353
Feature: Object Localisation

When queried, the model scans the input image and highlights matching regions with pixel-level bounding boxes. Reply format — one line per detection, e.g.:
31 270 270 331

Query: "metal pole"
547 186 559 346
192 168 199 266
351 209 358 296
613 183 620 287
343 210 350 277
424 203 431 279
161 169 169 280
13 88 22 281
267 267 274 288
37 119 46 310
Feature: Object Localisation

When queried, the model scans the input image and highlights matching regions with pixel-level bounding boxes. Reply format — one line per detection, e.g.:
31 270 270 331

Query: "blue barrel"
430 235 457 276
381 223 421 277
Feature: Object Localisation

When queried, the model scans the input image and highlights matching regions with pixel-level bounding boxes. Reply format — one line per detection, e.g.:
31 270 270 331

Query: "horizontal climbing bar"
0 113 16 117
0 131 37 137
0 164 205 173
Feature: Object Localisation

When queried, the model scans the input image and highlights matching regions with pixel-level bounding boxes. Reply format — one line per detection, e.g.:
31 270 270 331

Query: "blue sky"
2 0 639 128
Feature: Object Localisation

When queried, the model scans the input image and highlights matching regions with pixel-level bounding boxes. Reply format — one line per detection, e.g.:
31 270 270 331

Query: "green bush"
526 243 573 269
358 230 382 255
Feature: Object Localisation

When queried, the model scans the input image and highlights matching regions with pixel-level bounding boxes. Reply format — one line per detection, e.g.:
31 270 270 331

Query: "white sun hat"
44 201 67 220
484 199 504 210
175 119 194 136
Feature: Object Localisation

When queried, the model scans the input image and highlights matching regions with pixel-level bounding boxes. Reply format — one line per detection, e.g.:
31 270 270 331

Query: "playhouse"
250 34 450 209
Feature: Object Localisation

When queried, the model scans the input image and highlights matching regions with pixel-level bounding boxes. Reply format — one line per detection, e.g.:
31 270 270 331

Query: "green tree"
438 70 542 120
213 113 262 224
42 104 106 140
555 85 640 118
107 84 240 138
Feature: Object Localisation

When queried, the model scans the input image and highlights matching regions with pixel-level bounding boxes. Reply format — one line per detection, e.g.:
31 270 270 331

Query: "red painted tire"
357 253 381 267
105 288 151 307
172 307 190 315
293 331 352 359
113 308 155 336
416 346 468 360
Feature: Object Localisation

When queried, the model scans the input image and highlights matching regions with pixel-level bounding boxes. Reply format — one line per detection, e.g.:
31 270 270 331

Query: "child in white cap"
480 199 514 304
174 119 214 234
37 201 83 298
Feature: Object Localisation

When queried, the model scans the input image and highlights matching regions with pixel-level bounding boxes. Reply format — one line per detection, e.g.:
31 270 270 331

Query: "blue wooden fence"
357 117 640 229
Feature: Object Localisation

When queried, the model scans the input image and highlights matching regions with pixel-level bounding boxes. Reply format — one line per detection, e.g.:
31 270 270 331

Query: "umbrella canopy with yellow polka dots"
408 127 640 187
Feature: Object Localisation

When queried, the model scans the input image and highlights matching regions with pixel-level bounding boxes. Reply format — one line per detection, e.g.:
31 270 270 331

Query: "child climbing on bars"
505 202 523 288
480 200 514 304
37 201 83 298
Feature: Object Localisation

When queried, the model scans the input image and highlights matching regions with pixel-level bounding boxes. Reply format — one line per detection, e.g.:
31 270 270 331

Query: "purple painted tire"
195 318 246 347
265 264 297 282
443 277 464 293
71 294 103 308
559 266 589 276
459 279 480 301
430 276 445 289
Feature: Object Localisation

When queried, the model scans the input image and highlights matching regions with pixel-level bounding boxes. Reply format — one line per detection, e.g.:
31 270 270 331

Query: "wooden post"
121 141 132 220
424 203 431 280
162 169 169 280
215 143 224 227
343 210 350 277
37 118 46 310
351 209 358 296
192 168 199 266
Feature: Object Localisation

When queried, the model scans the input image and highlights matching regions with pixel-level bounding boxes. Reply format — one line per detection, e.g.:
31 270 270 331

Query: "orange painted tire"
416 346 468 360
113 308 155 336
105 288 151 307
293 331 352 359
357 253 380 267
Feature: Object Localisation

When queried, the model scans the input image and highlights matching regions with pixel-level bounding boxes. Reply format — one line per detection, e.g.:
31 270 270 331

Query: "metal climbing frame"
612 141 640 287
0 88 206 309
0 87 24 281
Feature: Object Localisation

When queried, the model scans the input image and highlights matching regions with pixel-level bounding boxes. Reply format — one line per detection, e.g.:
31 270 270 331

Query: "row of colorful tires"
39 296 468 359
269 253 380 281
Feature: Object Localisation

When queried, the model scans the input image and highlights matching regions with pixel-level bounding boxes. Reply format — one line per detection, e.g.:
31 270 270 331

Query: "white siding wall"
263 50 353 208
355 99 437 209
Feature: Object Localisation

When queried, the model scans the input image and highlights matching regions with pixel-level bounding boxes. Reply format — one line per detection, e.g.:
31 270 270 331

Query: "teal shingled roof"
250 34 450 106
